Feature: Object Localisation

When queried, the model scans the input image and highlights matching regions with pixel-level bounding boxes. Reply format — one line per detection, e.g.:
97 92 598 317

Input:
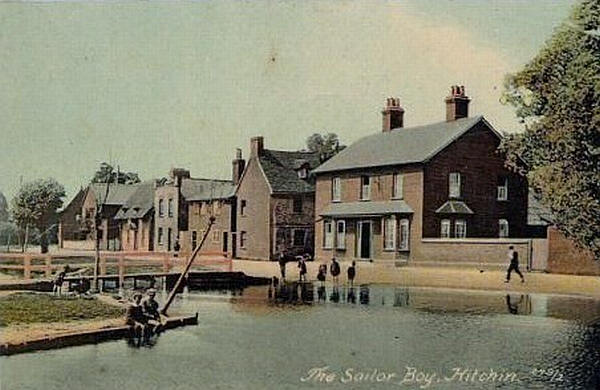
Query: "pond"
2 284 600 390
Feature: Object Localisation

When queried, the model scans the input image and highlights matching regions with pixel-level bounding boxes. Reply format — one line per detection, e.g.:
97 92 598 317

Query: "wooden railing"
0 251 232 280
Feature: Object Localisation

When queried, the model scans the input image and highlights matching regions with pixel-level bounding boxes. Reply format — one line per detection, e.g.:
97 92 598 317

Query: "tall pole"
161 216 215 316
92 170 112 293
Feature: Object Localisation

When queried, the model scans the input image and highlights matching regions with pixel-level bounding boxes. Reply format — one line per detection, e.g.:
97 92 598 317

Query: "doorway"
167 228 172 251
357 221 372 259
222 232 228 254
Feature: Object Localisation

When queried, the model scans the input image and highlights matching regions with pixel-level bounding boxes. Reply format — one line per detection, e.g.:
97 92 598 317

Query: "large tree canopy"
11 178 65 253
91 162 141 184
306 133 345 162
501 0 600 258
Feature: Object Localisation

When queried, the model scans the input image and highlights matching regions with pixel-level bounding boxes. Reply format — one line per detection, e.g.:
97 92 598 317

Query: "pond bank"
232 260 600 299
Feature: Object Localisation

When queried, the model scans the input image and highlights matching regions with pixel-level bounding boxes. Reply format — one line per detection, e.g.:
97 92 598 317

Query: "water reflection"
262 283 600 323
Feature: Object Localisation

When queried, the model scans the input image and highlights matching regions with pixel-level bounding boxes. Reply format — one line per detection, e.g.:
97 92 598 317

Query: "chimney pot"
232 148 246 185
250 136 264 157
445 85 470 121
382 97 405 132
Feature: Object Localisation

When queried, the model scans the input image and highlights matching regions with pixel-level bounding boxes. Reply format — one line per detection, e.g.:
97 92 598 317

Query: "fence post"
23 255 31 279
118 253 125 289
100 255 107 276
163 253 171 273
45 255 52 278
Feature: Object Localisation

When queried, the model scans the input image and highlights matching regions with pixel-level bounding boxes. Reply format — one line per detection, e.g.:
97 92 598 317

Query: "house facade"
235 136 319 260
313 87 529 264
153 151 243 256
114 181 155 252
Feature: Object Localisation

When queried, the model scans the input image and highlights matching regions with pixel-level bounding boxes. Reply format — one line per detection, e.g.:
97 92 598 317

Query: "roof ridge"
264 148 318 155
187 177 233 183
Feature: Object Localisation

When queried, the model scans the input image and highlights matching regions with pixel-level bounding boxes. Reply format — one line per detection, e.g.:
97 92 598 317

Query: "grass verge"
0 293 125 327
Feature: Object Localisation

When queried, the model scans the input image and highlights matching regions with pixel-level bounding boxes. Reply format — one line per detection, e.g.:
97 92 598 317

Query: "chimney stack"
445 85 470 121
250 136 264 157
232 148 245 185
381 97 405 132
169 168 190 187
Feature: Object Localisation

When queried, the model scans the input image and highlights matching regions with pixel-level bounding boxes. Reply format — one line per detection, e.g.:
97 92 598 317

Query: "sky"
0 0 575 204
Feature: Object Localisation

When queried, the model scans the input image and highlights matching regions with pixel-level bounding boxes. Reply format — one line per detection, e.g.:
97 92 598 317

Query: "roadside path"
232 260 600 299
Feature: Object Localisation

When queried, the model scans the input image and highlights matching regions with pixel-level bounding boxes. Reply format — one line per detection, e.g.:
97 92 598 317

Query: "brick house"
179 178 237 257
235 136 320 260
153 150 243 256
313 86 529 264
114 181 155 251
153 168 190 252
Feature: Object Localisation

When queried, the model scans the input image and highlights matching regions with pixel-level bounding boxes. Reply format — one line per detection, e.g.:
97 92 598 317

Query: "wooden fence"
0 251 232 280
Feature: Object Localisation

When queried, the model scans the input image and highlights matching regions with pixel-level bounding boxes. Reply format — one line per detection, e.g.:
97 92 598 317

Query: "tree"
91 162 141 184
306 133 346 162
500 0 600 259
0 191 8 222
11 179 65 253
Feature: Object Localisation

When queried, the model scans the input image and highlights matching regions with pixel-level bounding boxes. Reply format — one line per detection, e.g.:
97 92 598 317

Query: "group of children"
125 288 167 338
295 257 357 286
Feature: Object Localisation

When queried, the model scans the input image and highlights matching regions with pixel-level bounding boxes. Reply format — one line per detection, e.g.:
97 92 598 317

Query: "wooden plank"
0 314 198 356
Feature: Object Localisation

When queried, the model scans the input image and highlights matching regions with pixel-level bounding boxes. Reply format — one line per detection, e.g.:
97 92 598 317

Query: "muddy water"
2 285 599 389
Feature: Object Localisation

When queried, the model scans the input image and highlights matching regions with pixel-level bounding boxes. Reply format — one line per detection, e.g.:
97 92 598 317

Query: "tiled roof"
114 181 155 220
313 116 488 174
435 200 474 214
259 149 321 193
320 200 413 217
181 178 235 201
89 183 139 206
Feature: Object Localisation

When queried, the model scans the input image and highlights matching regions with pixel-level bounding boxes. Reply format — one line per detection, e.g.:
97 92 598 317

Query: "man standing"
278 250 287 281
347 261 356 287
505 245 525 283
330 257 340 285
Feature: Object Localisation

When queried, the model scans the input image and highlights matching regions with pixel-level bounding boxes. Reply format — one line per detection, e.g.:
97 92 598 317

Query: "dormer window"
297 167 308 179
449 172 461 199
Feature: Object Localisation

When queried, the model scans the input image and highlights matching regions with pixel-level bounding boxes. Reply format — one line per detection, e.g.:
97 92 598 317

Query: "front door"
222 232 228 254
167 228 172 251
358 221 372 259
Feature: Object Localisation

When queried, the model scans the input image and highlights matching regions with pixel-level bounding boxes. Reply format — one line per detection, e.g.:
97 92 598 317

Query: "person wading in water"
505 245 525 283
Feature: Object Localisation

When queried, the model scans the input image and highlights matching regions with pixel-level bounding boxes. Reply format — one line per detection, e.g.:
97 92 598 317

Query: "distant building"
313 86 529 264
114 181 155 251
179 150 242 257
234 136 320 260
58 183 140 251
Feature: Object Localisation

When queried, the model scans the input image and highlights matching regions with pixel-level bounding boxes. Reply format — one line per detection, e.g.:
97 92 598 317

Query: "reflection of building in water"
394 288 410 307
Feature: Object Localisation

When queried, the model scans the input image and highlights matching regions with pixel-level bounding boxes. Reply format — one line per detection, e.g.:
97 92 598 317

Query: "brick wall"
414 238 530 268
547 227 600 276
272 193 315 256
423 123 529 239
181 199 232 256
314 167 424 263
154 185 179 252
236 158 271 260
